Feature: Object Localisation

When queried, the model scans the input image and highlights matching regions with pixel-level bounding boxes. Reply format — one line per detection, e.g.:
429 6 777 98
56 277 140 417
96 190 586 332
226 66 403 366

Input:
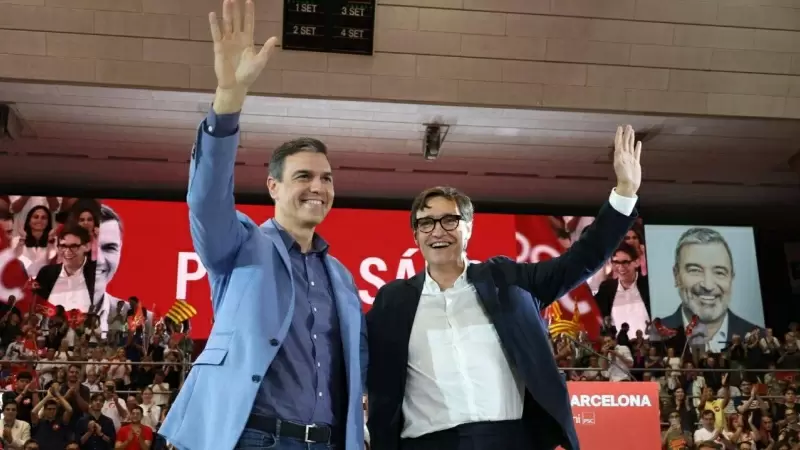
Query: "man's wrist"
213 87 247 114
614 183 637 198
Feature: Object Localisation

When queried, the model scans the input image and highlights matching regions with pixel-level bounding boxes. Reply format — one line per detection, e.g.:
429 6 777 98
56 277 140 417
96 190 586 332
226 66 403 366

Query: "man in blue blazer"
366 126 643 450
159 1 367 449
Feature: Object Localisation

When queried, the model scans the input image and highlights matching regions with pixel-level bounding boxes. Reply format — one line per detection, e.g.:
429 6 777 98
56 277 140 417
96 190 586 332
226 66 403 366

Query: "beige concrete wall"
1 0 800 118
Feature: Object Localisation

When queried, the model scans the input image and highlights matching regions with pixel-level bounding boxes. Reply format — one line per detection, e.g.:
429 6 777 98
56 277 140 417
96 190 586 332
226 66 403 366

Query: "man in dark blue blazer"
366 126 643 450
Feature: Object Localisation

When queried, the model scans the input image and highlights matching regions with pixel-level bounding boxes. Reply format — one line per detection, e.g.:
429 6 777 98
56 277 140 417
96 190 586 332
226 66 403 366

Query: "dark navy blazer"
366 201 636 450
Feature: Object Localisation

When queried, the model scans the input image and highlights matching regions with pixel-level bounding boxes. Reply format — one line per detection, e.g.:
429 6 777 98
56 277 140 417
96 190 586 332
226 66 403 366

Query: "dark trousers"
400 420 533 450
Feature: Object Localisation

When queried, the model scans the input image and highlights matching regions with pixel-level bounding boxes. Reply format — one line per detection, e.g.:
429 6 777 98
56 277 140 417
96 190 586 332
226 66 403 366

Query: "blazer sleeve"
594 279 616 319
493 201 636 308
186 113 248 277
34 264 57 299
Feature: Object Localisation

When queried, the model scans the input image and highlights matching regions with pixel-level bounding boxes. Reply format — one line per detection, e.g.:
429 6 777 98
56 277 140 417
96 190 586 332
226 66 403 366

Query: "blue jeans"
235 428 338 450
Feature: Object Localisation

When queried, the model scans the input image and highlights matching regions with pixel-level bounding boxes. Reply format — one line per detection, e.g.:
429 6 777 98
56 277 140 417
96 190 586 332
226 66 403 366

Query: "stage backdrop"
559 381 662 449
3 196 629 339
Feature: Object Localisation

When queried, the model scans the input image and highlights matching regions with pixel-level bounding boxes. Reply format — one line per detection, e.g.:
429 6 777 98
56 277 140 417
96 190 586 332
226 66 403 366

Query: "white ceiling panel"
1 81 799 211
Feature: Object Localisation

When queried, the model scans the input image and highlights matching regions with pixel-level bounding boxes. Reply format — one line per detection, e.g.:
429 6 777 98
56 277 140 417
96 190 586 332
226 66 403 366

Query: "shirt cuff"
204 109 241 138
608 188 637 216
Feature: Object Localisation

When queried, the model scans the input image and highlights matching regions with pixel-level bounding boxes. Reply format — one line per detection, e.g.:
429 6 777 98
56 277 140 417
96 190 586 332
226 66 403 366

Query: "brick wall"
1 0 800 118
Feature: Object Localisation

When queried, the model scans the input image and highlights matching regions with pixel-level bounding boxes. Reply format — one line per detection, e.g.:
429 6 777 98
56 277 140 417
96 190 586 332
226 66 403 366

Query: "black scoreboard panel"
282 0 376 55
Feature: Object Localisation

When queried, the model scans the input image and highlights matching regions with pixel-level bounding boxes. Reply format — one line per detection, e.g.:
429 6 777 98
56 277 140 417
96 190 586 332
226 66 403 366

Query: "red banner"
105 200 522 339
560 381 662 449
3 198 614 340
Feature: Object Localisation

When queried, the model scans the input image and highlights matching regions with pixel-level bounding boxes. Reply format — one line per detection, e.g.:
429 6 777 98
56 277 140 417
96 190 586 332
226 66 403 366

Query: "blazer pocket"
194 331 233 366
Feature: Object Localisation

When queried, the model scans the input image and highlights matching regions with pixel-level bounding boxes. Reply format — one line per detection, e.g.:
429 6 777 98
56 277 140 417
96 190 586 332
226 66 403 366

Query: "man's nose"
699 274 716 290
308 176 324 192
430 222 448 237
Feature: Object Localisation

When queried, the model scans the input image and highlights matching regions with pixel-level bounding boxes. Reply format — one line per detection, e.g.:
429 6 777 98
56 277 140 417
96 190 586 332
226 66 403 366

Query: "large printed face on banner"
1 196 643 339
645 225 765 352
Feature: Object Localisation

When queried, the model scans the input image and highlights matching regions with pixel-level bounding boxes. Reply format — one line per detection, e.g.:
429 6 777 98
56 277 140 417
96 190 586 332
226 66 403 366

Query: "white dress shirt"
607 344 633 381
609 274 649 335
2 418 31 449
49 261 92 313
402 190 637 438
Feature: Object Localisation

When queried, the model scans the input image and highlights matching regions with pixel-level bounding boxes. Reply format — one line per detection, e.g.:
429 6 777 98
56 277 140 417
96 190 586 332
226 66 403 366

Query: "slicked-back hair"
673 227 735 276
268 138 329 181
410 186 474 230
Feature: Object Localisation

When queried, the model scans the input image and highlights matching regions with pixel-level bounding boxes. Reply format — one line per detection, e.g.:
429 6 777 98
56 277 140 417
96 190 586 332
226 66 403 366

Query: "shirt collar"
422 256 471 293
60 257 87 277
270 219 328 254
616 273 639 292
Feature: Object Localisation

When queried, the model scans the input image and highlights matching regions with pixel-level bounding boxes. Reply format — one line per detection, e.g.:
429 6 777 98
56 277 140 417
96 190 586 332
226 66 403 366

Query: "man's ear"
266 176 278 201
463 221 473 242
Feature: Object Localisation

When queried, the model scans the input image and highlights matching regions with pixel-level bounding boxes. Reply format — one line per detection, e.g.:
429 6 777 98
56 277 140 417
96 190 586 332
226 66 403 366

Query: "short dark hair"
16 371 32 381
614 242 639 260
410 186 474 230
58 224 90 244
702 409 715 419
268 138 328 181
90 392 104 402
0 210 12 221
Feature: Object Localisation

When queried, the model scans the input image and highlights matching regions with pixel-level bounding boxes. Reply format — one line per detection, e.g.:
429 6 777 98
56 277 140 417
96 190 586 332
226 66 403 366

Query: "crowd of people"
0 298 190 450
3 195 799 449
552 317 800 449
0 195 192 450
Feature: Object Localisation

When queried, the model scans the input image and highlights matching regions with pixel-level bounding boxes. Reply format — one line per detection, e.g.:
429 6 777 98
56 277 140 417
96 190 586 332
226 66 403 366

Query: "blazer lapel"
83 261 96 305
467 264 500 318
325 259 358 375
398 273 424 354
259 220 292 274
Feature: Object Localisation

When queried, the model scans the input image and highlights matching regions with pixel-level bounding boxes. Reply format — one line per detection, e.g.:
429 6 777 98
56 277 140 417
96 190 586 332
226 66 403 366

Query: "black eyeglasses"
416 215 462 233
57 244 82 251
611 259 633 266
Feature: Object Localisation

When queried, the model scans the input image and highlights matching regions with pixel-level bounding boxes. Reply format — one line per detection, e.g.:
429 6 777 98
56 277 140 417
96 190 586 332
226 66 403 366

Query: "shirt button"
252 375 261 383
313 334 317 340
269 339 279 346
318 392 323 397
317 362 321 368
207 126 214 133
313 307 317 312
311 281 315 286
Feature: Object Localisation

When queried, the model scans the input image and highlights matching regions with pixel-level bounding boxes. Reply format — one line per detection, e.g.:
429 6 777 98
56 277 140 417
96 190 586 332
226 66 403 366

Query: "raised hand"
613 125 642 197
210 0 278 113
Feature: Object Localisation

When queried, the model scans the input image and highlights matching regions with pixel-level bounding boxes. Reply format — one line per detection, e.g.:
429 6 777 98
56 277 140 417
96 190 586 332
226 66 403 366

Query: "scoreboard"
282 0 376 55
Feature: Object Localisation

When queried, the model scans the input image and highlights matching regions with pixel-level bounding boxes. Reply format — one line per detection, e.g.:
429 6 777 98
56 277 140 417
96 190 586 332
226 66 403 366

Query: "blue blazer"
366 202 636 450
160 124 368 450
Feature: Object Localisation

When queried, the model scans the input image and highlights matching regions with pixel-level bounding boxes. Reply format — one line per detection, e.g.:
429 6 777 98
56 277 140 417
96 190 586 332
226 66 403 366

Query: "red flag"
654 321 677 338
128 303 144 330
685 316 699 335
0 228 27 303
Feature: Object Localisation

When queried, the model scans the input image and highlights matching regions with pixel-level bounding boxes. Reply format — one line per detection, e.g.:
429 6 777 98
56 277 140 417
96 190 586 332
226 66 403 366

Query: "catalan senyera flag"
546 301 583 339
166 300 197 324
